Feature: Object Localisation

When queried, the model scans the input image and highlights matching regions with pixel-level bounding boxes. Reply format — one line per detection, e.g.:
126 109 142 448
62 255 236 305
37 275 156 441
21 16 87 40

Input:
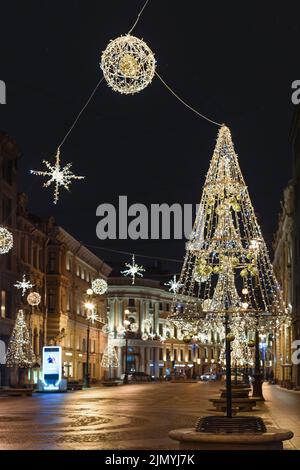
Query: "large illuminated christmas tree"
169 125 288 414
6 310 36 369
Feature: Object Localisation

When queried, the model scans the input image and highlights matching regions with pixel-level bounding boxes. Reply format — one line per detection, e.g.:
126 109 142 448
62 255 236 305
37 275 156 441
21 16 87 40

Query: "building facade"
273 183 293 387
106 277 221 380
273 106 300 389
0 131 111 386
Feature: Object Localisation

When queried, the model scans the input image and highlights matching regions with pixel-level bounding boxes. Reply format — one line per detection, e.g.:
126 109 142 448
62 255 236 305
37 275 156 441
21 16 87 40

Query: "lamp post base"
252 373 265 400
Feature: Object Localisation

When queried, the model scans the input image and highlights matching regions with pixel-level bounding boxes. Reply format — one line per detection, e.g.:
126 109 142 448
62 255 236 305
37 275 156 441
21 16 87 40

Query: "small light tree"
6 309 35 384
101 340 119 380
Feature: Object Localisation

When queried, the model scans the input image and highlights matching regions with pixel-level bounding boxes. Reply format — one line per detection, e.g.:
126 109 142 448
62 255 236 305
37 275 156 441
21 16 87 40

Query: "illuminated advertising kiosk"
42 346 63 391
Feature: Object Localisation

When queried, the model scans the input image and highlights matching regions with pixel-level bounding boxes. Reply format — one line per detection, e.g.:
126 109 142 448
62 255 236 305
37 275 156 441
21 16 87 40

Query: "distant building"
0 131 111 386
273 106 300 389
273 183 293 387
107 277 221 380
290 106 300 389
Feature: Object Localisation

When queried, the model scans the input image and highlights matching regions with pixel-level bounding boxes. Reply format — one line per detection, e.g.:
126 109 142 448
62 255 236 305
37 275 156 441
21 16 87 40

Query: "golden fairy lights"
100 34 155 95
0 226 13 254
169 126 289 343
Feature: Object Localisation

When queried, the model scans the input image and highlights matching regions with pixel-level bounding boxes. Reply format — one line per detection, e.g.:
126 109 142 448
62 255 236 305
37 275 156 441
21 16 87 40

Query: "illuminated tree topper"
30 148 85 204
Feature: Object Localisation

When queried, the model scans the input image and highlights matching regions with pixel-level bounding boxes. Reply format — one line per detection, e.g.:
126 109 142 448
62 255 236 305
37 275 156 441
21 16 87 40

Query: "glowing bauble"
130 322 139 332
183 334 192 344
102 324 111 334
248 339 255 348
91 278 108 295
86 288 93 296
0 226 13 254
226 333 235 342
142 333 149 341
100 34 155 95
27 292 41 306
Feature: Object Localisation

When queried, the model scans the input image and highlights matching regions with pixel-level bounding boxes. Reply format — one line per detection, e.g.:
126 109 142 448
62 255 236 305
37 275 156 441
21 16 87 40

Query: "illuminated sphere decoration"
27 292 41 307
100 34 156 95
0 226 13 255
91 278 108 295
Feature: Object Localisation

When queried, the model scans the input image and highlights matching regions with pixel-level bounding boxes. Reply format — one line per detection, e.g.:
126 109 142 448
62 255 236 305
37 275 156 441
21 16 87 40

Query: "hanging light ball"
102 324 111 334
100 34 156 95
226 333 235 342
0 226 13 255
142 333 149 341
91 278 108 295
27 292 41 306
183 334 192 344
86 288 93 296
248 339 255 348
130 322 139 332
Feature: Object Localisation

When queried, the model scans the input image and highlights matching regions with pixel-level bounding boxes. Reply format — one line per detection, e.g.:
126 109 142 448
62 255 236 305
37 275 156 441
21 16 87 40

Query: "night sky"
1 0 299 274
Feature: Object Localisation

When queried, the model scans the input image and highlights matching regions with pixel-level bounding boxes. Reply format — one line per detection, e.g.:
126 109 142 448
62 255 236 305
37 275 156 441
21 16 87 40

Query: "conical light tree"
6 310 36 368
169 125 289 413
101 339 119 379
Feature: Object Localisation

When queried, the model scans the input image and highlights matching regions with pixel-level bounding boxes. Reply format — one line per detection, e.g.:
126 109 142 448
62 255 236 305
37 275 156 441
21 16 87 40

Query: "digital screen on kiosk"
42 346 62 390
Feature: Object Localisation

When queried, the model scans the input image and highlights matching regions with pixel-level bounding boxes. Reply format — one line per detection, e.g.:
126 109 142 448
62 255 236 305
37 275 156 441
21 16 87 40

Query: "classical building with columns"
106 277 221 380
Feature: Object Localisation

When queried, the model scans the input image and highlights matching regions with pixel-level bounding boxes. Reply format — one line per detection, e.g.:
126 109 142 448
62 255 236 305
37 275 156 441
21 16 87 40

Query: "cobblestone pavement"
0 382 299 450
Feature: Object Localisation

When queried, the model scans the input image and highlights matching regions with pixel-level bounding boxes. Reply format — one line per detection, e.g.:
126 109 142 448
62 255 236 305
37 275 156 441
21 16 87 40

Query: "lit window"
1 290 6 318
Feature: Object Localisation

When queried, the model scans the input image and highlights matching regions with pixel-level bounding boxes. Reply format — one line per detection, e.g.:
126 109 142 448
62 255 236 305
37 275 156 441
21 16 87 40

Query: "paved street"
0 382 299 450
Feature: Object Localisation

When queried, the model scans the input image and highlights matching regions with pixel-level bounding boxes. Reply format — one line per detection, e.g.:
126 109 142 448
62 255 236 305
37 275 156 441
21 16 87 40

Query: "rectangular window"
49 252 56 273
159 302 163 311
174 349 177 361
48 289 55 312
66 255 72 271
128 298 135 307
180 349 184 361
188 349 192 361
159 348 163 360
1 290 7 318
166 348 170 361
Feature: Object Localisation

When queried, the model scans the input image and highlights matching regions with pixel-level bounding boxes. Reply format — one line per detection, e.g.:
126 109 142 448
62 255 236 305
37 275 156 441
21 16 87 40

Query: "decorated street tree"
6 309 36 384
101 340 119 380
169 125 289 416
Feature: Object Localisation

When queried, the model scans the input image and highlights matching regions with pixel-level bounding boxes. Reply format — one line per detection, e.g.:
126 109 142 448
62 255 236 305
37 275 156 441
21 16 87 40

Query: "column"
140 346 145 373
145 347 150 375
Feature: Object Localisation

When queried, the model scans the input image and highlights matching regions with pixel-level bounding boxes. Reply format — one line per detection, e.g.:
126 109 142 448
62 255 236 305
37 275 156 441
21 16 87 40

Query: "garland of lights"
6 310 36 368
168 126 290 342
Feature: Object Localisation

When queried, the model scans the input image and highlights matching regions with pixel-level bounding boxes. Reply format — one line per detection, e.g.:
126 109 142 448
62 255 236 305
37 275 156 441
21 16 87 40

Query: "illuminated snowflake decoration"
87 310 100 324
91 278 108 295
100 34 156 95
164 275 183 294
30 148 85 204
0 226 13 255
14 274 34 296
121 254 145 284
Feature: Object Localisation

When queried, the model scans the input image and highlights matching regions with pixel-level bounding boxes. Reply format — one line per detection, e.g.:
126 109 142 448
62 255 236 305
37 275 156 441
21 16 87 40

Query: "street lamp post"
123 319 131 384
252 315 265 400
84 299 96 388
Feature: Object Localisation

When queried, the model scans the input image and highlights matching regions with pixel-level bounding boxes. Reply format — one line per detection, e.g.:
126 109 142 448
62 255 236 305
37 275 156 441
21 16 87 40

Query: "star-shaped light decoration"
30 148 85 204
164 275 183 294
14 274 34 296
87 310 100 324
121 254 145 285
